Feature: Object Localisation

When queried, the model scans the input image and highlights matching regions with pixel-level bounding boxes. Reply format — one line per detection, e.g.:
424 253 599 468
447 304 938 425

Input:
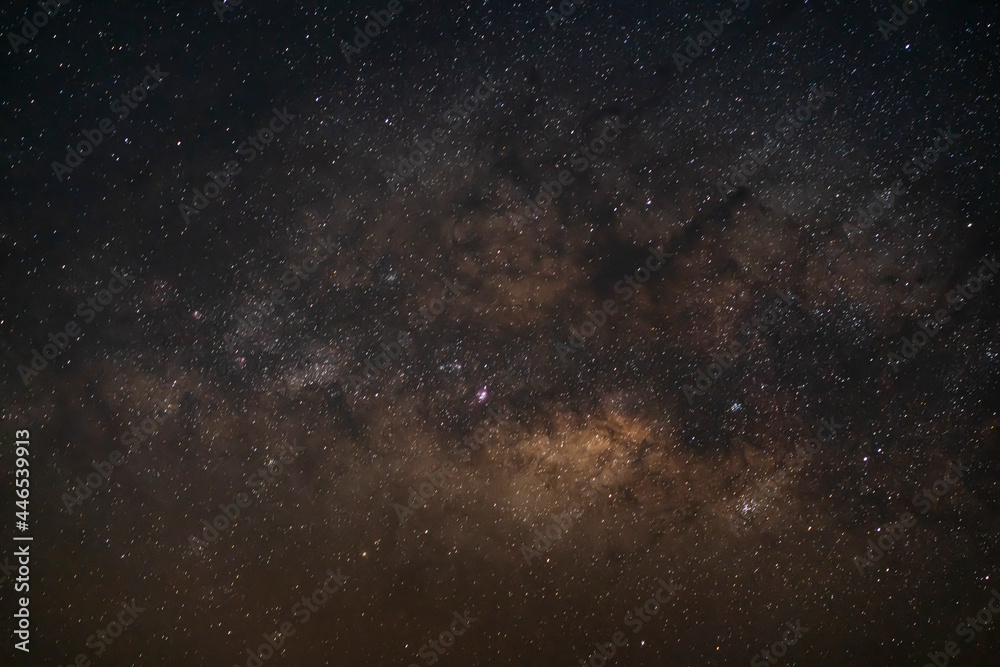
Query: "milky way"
1 1 1000 665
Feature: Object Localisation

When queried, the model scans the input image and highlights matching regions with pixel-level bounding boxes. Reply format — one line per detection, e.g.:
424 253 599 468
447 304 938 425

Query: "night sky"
2 0 1000 665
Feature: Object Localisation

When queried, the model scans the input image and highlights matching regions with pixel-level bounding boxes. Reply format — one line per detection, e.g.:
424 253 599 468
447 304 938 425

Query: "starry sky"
2 0 1000 665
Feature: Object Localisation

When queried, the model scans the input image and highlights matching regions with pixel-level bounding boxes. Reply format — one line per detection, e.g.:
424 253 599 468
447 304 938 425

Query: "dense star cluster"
1 1 999 665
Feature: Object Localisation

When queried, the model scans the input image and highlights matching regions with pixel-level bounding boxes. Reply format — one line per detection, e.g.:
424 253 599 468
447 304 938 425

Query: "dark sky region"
1 0 1000 665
